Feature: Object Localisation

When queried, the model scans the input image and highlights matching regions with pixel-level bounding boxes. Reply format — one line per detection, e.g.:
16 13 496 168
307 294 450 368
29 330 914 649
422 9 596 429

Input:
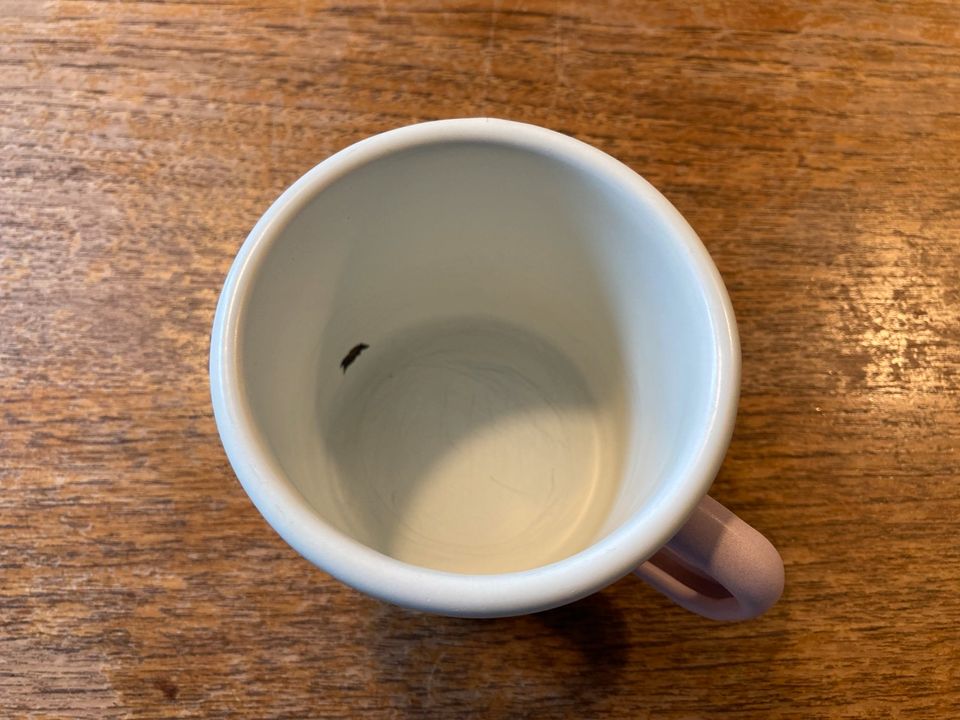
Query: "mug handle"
634 495 784 621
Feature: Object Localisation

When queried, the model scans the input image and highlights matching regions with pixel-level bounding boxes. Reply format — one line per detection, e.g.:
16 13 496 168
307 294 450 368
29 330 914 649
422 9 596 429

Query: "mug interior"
234 129 722 574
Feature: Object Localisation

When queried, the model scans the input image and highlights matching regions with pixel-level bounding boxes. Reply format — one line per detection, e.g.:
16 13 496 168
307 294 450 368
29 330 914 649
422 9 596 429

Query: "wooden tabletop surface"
3 1 959 717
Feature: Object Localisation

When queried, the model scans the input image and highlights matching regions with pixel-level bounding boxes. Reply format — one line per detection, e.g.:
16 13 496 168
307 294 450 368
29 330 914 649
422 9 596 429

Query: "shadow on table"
362 590 631 718
361 575 789 718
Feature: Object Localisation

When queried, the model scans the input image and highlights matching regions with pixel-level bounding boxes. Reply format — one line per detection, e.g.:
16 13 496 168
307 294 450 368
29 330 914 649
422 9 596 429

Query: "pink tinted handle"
634 495 784 621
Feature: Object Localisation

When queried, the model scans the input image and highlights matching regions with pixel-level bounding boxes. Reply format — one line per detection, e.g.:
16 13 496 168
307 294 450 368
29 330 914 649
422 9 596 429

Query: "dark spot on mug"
340 343 370 373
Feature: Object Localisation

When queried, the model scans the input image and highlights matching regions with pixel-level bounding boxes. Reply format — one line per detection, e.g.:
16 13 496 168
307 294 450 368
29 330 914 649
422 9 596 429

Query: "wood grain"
2 1 959 717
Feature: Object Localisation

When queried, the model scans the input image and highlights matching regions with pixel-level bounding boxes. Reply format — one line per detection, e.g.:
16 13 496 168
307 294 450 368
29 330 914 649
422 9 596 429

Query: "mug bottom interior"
310 316 622 574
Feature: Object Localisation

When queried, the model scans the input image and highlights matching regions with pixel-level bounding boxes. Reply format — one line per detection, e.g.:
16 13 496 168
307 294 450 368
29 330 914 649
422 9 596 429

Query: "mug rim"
209 117 740 617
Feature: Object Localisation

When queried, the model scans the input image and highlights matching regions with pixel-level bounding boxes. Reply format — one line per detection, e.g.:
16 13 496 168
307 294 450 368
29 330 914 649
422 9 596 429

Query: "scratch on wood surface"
0 650 119 713
482 0 500 111
0 0 49 17
425 651 447 702
551 4 565 110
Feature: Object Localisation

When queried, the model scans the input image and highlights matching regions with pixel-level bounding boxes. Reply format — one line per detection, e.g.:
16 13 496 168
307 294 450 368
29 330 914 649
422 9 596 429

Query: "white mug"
210 118 783 620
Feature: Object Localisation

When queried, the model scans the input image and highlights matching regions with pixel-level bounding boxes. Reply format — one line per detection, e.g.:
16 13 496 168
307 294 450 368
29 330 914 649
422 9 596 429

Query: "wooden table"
3 1 958 717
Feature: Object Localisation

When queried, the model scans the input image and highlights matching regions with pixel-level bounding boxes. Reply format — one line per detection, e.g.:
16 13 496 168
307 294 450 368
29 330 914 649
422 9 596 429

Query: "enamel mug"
210 118 784 620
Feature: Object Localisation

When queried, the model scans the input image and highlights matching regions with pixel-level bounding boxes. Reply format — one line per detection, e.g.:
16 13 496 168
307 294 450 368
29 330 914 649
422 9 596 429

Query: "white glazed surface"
209 118 740 617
